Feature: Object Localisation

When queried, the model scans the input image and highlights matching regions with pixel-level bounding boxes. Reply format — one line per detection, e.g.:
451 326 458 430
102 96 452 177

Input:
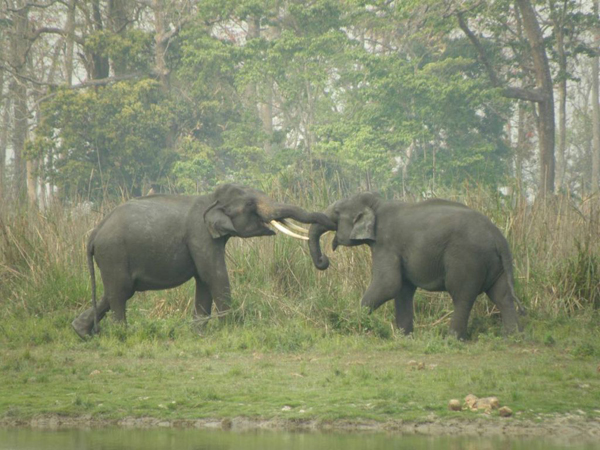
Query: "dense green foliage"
28 0 520 201
3 0 600 204
36 81 174 198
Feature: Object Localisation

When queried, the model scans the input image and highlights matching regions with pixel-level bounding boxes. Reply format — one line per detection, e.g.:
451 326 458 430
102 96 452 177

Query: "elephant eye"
245 200 257 212
353 212 364 224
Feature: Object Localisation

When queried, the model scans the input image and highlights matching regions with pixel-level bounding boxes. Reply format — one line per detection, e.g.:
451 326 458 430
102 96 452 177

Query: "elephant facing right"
308 192 525 339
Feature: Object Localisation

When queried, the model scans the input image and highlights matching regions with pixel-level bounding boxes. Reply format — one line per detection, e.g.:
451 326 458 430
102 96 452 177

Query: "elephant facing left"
308 192 525 340
71 183 334 339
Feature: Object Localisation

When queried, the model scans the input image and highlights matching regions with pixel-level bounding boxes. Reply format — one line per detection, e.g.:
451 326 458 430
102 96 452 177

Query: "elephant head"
205 184 335 240
309 192 381 270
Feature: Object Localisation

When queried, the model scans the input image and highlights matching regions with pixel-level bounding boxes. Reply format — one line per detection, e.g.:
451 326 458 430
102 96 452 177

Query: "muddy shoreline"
2 414 600 443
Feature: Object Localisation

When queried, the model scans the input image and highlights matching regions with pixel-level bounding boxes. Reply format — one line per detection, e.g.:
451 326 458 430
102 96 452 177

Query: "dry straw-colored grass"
1 185 599 329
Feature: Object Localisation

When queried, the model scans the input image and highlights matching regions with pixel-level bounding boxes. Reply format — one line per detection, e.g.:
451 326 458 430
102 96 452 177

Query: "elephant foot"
396 325 413 336
192 316 211 334
71 321 90 340
448 328 468 341
71 309 97 340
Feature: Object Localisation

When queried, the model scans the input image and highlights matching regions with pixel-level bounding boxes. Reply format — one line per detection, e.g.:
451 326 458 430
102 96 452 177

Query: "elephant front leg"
360 250 402 312
210 273 232 317
194 277 213 318
394 282 416 335
191 244 232 318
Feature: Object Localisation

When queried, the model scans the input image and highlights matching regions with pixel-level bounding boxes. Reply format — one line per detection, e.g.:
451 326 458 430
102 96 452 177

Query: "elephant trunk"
258 201 335 229
309 204 337 270
309 222 332 270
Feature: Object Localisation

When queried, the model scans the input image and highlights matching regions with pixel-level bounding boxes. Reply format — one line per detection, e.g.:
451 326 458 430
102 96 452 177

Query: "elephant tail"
496 235 526 316
87 234 98 334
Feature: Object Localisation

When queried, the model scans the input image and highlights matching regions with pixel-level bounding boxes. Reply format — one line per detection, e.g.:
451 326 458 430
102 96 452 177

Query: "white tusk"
281 219 309 234
270 221 309 240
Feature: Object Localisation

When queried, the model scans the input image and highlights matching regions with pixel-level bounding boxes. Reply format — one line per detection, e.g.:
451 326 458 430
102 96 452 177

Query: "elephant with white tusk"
72 183 331 339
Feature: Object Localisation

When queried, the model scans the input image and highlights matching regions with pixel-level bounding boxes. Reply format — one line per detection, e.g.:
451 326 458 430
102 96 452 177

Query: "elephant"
308 192 524 339
71 183 334 339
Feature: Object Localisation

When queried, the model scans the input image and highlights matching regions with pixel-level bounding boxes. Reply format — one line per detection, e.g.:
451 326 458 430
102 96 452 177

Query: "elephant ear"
350 207 376 241
204 201 237 238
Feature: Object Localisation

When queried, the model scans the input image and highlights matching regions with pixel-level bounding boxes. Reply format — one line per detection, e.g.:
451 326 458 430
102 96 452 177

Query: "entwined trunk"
308 222 332 270
259 201 334 229
308 205 337 270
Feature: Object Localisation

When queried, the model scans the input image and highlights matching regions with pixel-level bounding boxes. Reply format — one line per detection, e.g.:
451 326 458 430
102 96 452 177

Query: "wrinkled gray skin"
72 184 334 339
309 192 524 339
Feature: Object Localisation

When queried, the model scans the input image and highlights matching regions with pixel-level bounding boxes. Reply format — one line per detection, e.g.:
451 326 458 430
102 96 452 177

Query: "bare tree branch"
0 62 151 90
69 72 149 89
456 11 545 103
3 0 60 12
456 12 501 86
502 86 546 102
29 26 84 45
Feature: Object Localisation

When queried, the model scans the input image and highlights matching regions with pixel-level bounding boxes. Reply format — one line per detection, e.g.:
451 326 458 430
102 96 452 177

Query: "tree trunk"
592 0 600 195
10 81 28 201
245 15 276 155
457 3 555 196
91 0 109 79
64 0 77 86
556 72 567 193
549 0 569 193
0 66 6 202
260 16 281 156
516 0 555 195
26 159 37 207
516 101 527 197
9 0 30 200
243 15 260 109
259 88 274 156
0 38 5 201
153 0 170 91
108 0 130 74
554 33 567 192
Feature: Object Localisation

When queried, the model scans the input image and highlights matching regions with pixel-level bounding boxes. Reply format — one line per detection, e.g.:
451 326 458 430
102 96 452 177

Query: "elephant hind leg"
445 268 484 340
72 296 111 339
101 272 135 324
447 291 478 340
107 287 134 324
486 273 520 335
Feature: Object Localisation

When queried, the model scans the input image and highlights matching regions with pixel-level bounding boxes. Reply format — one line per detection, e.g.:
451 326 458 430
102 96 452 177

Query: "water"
0 428 598 450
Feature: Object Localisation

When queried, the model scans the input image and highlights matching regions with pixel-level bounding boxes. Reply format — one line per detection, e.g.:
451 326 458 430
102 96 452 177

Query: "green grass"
1 301 599 424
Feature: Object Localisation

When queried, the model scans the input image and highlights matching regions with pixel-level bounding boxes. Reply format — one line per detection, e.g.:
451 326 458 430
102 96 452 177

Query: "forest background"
0 0 599 204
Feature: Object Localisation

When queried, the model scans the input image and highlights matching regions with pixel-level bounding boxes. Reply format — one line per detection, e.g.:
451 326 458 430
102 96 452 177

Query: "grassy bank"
1 186 600 431
0 313 599 428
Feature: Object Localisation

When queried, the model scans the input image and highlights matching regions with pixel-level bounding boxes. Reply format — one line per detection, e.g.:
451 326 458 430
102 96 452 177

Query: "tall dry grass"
1 183 599 335
0 199 111 317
